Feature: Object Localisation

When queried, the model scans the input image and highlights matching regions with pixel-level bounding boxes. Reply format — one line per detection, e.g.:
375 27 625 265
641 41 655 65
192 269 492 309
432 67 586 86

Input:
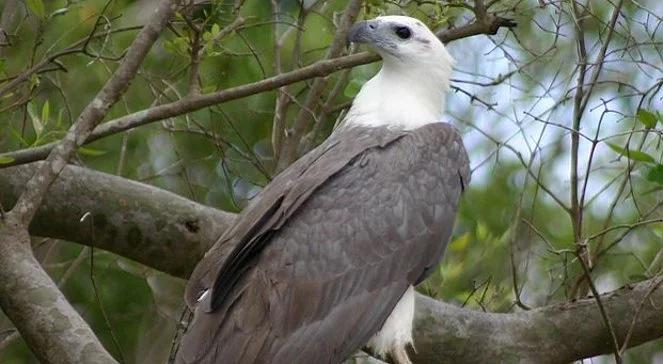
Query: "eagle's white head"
345 16 454 130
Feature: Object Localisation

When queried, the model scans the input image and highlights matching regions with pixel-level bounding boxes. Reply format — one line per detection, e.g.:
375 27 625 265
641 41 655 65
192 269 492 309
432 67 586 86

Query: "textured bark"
0 1 180 362
1 163 233 278
413 282 663 363
0 216 117 364
1 163 662 363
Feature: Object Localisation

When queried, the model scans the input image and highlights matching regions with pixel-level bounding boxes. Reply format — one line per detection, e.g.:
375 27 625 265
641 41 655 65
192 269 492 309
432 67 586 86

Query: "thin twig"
0 15 518 168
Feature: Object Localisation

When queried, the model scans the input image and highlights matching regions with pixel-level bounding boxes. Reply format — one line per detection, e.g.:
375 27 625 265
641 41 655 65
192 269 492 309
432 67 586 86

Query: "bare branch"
0 14 517 169
10 0 179 225
0 220 117 363
275 0 362 171
0 25 144 98
0 1 180 362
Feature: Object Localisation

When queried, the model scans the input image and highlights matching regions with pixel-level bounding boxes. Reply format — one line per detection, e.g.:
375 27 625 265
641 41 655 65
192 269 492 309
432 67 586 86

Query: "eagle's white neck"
345 57 452 130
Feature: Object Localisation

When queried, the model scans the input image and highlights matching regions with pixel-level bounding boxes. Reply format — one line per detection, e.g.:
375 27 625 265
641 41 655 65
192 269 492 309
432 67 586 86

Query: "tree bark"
0 215 117 364
413 281 663 363
1 163 234 278
0 0 179 362
2 163 661 363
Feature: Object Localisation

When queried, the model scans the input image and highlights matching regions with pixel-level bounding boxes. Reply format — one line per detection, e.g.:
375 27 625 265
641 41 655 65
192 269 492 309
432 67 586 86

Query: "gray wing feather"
176 122 469 364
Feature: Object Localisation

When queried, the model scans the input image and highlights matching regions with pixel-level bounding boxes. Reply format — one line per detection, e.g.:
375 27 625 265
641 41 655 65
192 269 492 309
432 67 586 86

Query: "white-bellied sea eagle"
176 15 470 364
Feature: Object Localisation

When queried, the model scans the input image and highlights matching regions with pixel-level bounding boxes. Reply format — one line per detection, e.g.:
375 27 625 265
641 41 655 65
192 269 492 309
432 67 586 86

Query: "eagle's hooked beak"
347 20 378 45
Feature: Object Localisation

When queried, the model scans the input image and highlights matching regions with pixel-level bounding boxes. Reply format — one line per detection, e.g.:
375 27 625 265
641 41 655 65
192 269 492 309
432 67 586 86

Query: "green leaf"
26 102 43 137
0 155 15 165
9 127 30 146
211 23 220 36
174 37 188 52
343 78 366 98
449 232 470 252
607 143 655 164
28 73 40 89
476 222 491 242
34 130 65 145
55 109 64 128
78 147 107 157
636 109 658 129
26 0 46 18
41 100 50 127
646 164 663 185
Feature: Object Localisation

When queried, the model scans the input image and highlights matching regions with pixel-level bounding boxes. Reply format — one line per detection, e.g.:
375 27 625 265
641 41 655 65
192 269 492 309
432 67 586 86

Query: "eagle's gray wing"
183 126 408 310
177 123 469 364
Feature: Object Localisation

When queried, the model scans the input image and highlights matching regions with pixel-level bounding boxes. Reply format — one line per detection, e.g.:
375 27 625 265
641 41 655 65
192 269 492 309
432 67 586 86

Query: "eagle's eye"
394 26 411 40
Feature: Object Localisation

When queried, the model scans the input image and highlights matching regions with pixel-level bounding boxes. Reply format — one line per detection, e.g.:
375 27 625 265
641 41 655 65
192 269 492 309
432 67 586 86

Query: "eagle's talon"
388 344 413 364
408 340 417 354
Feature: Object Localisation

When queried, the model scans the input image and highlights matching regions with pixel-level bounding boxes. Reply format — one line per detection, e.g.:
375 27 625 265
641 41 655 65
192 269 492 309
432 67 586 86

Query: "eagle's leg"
366 286 415 364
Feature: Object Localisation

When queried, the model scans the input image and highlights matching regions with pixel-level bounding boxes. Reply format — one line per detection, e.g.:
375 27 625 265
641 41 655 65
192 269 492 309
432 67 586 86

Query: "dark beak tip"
346 21 366 45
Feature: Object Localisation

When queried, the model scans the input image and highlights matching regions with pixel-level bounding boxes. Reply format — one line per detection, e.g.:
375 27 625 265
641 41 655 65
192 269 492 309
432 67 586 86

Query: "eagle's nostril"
368 23 376 30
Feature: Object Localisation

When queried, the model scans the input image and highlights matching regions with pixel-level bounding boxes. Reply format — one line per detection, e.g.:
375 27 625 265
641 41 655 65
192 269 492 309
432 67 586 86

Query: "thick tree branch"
0 218 117 364
414 278 663 363
1 163 661 363
1 163 233 278
0 13 516 168
0 1 179 362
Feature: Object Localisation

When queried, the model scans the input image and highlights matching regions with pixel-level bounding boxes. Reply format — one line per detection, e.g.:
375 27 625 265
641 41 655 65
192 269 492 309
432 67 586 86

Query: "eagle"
176 16 469 364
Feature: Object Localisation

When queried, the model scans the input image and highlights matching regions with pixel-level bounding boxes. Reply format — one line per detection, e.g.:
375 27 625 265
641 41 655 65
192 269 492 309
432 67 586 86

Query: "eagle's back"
176 123 469 364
